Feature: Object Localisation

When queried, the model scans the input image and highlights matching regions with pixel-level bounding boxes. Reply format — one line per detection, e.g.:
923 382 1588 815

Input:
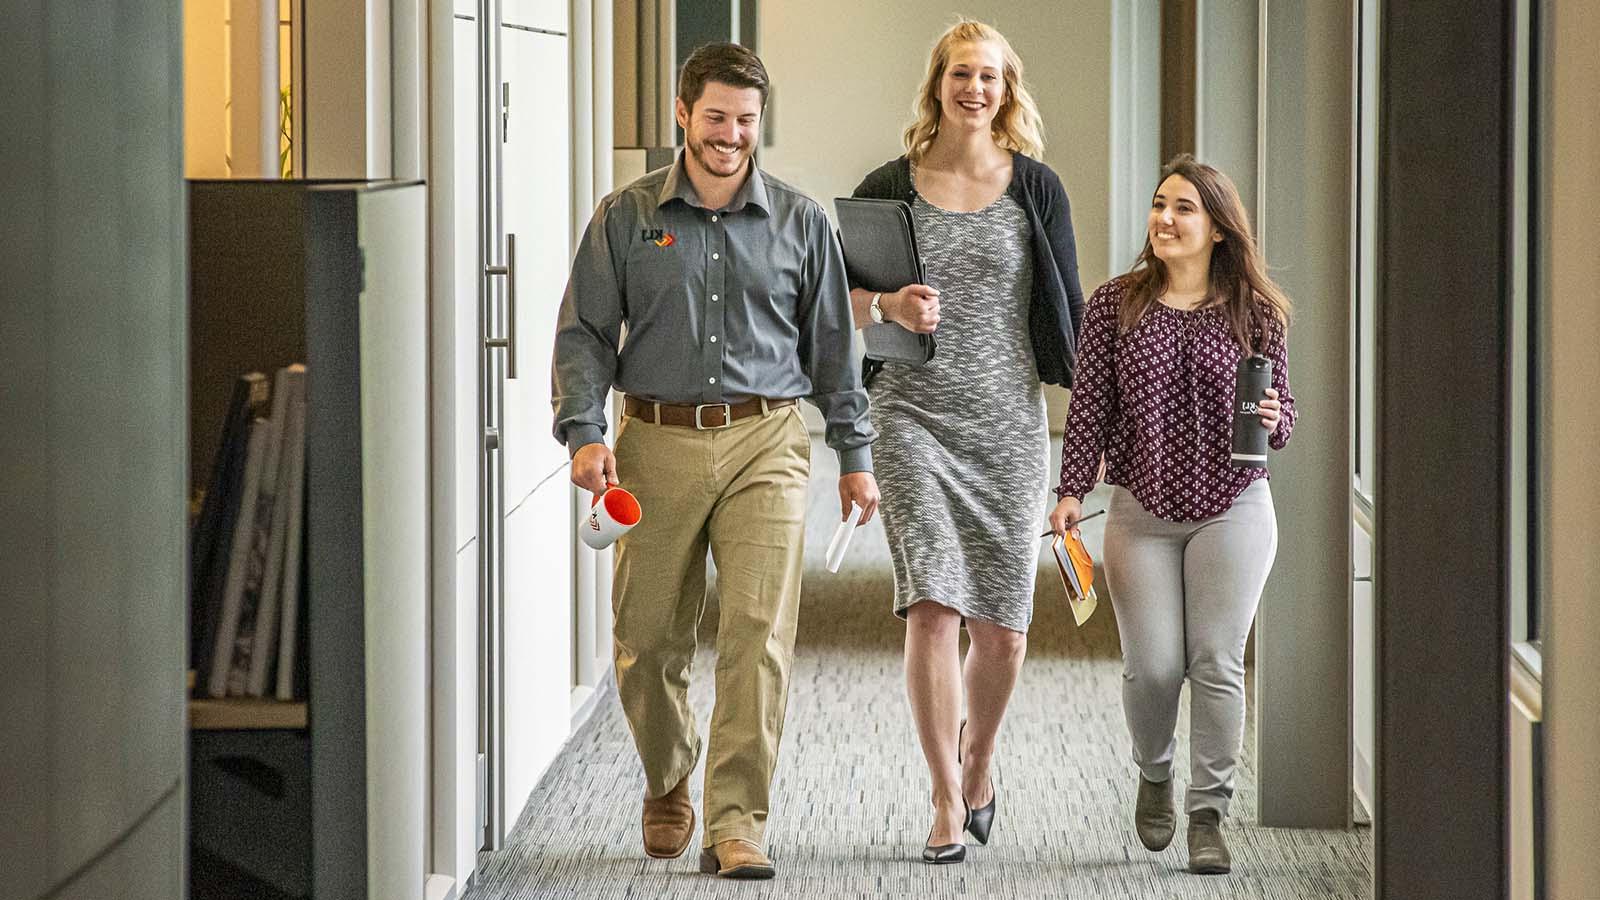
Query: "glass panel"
1528 0 1550 651
1509 0 1549 655
1353 0 1379 502
1509 0 1533 647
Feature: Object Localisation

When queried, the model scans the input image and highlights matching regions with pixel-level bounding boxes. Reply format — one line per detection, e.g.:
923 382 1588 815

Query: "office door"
458 0 574 851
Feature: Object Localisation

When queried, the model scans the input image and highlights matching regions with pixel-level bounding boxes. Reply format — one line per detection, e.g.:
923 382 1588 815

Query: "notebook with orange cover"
1052 532 1099 626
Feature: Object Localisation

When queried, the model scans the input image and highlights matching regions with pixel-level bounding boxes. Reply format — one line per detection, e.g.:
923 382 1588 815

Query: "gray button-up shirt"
552 154 875 473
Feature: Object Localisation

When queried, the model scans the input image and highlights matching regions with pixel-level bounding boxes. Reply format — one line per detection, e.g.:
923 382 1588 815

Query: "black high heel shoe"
966 781 997 845
922 803 970 864
959 720 998 845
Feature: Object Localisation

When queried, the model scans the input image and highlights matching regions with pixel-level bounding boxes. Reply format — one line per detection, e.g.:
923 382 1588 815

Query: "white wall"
757 1 1117 429
425 0 472 887
434 0 589 876
570 0 617 699
303 0 392 177
498 17 577 829
433 10 481 888
357 186 431 900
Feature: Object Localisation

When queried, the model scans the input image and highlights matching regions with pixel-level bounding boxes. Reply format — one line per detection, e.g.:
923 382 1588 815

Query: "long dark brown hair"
1119 154 1291 353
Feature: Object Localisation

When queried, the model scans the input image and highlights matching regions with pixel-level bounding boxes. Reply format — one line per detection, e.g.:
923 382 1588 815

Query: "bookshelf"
185 670 307 729
186 178 429 900
190 698 309 730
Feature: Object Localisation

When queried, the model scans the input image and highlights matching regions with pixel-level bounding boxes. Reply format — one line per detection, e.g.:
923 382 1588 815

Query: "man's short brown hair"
677 42 770 112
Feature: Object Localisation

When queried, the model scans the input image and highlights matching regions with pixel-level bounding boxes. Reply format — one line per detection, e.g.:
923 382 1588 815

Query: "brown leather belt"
623 394 796 430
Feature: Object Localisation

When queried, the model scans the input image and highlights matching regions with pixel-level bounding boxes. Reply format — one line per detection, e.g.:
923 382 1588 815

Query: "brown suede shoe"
1187 808 1232 875
1135 775 1176 851
697 839 776 879
641 775 695 859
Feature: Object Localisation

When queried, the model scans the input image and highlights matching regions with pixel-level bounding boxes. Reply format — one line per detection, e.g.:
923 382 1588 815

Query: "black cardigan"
850 152 1086 387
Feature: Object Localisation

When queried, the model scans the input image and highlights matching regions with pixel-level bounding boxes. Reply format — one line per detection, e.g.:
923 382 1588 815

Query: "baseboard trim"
570 665 615 733
424 873 456 900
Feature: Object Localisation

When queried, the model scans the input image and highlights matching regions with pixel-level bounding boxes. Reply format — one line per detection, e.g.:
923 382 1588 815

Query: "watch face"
870 297 883 323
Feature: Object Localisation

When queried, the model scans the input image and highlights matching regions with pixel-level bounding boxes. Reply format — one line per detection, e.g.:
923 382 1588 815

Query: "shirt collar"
658 150 771 216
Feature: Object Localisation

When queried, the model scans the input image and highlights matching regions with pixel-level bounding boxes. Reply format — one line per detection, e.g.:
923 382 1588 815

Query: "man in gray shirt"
552 42 878 880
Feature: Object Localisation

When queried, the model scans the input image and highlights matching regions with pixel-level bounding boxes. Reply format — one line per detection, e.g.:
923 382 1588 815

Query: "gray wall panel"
1376 1 1512 897
0 0 187 897
1253 0 1354 828
51 792 184 900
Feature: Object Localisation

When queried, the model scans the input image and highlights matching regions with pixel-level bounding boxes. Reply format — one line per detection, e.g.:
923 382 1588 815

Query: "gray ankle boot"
1186 808 1231 874
1134 775 1175 851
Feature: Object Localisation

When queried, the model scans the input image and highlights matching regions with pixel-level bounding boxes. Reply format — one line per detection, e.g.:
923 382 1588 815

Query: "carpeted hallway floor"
466 443 1372 899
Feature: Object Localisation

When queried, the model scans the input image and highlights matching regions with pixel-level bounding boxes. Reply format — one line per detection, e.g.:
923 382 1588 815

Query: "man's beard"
687 135 750 178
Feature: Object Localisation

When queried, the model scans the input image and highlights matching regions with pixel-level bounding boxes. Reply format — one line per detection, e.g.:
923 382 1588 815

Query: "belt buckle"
694 402 733 430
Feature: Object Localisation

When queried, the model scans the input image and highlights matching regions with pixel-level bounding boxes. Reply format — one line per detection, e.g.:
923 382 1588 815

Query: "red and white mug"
580 484 642 549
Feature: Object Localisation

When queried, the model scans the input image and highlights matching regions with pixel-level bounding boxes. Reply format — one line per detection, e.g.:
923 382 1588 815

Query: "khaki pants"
610 403 810 848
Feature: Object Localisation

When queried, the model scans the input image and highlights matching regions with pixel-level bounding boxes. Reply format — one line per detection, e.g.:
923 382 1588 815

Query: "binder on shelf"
833 197 937 367
274 475 309 701
248 365 307 697
207 418 271 698
190 372 269 681
227 368 293 696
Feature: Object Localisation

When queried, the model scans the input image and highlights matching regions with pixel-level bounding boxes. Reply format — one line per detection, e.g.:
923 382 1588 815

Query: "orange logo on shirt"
642 228 675 247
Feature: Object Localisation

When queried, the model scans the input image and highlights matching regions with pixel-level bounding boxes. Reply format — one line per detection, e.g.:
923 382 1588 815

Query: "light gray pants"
1102 480 1277 815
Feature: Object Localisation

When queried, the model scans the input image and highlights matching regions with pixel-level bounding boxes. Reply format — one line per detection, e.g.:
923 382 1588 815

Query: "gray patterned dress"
869 187 1049 632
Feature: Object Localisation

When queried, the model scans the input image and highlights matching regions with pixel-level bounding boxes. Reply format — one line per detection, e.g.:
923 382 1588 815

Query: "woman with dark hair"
1048 154 1296 875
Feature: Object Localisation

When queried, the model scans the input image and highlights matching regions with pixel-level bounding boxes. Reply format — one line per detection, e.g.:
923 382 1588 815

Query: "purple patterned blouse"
1055 277 1297 522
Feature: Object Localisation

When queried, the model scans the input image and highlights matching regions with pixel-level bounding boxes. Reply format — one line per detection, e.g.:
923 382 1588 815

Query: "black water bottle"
1231 355 1272 468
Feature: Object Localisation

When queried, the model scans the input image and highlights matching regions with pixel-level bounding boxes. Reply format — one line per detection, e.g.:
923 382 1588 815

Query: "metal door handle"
485 233 518 379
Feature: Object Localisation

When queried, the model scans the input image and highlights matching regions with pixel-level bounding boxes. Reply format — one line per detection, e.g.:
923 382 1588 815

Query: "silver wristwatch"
869 292 885 324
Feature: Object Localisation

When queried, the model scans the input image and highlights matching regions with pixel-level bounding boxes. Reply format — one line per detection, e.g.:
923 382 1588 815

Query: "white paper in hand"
825 502 863 573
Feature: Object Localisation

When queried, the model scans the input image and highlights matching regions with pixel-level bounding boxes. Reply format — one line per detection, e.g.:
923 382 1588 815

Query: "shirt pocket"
623 230 694 327
750 256 804 314
732 252 804 365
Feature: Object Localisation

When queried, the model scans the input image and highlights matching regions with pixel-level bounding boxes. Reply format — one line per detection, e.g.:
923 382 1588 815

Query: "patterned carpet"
467 443 1372 899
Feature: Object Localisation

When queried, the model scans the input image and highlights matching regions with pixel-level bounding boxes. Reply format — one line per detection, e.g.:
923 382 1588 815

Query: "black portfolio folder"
834 198 937 367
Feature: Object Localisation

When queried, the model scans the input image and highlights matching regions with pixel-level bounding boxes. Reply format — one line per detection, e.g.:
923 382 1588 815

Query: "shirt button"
711 294 719 301
708 377 717 384
712 252 720 260
710 336 718 343
711 215 719 222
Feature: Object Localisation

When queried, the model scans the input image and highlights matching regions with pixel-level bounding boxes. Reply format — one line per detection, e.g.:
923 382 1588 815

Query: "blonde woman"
848 19 1084 864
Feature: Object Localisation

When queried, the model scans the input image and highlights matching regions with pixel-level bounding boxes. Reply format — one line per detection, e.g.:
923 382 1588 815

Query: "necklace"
1159 292 1208 311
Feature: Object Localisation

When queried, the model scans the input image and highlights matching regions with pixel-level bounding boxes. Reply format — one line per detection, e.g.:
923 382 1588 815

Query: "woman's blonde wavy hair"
903 19 1045 163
